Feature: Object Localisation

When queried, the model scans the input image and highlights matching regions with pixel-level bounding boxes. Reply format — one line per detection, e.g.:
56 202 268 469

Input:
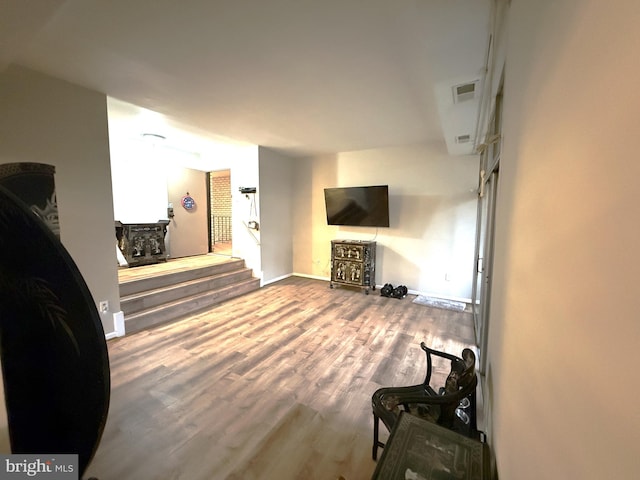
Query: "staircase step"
118 256 261 334
119 258 247 297
121 267 254 315
124 277 261 333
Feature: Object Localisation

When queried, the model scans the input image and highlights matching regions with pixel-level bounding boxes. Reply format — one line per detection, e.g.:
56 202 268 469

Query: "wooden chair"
371 342 479 460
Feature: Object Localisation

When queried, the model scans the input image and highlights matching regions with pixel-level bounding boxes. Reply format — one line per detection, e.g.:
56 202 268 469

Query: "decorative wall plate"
0 185 110 476
181 194 196 210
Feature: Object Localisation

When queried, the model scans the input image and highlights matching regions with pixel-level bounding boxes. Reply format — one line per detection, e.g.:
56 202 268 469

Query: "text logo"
0 455 77 479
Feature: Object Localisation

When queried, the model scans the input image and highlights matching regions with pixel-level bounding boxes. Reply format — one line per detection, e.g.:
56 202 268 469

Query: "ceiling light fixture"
141 133 166 141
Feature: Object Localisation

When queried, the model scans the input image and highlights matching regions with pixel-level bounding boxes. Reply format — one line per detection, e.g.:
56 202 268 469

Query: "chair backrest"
458 348 477 390
439 348 477 428
442 349 475 394
420 342 477 393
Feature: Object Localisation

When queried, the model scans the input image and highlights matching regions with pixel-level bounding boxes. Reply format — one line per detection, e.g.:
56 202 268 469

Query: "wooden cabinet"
115 221 169 267
330 240 376 294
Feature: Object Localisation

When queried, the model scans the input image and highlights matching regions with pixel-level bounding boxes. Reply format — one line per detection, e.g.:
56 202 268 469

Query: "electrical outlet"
99 301 109 313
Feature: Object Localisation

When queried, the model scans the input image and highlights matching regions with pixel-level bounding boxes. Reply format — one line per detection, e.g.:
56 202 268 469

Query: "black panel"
324 185 389 227
0 185 110 477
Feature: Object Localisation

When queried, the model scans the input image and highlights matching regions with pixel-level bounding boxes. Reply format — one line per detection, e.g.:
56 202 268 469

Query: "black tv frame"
324 185 390 228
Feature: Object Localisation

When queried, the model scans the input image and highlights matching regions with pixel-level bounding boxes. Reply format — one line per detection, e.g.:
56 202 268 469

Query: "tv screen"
324 185 390 227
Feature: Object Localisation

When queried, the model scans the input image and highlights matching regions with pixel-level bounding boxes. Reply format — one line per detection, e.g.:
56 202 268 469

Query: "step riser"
121 269 253 315
119 259 246 296
119 257 260 335
125 279 260 333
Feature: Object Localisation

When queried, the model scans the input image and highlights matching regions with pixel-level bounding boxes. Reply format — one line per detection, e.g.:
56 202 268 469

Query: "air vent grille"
452 81 479 103
455 134 472 144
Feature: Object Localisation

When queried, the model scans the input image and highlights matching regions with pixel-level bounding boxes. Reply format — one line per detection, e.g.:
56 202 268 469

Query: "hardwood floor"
118 253 234 283
85 276 476 480
211 241 232 256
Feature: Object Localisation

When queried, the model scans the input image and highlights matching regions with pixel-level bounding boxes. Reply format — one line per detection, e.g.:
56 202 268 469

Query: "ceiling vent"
455 134 472 144
452 81 479 103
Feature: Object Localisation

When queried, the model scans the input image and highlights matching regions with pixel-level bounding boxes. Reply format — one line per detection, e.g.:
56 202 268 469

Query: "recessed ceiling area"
106 96 256 171
1 0 491 157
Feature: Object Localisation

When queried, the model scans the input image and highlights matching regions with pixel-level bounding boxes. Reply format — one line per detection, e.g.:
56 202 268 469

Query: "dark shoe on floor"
391 285 408 299
380 283 394 297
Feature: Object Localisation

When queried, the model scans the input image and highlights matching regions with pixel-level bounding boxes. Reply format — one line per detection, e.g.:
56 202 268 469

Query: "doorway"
208 170 233 256
473 166 499 373
471 86 503 374
166 165 209 259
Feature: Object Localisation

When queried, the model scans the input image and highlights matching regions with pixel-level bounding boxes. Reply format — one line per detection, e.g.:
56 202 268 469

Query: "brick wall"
209 172 232 244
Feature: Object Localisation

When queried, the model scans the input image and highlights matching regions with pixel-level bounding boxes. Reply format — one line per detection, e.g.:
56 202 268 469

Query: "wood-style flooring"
117 253 234 283
211 241 232 257
85 275 476 480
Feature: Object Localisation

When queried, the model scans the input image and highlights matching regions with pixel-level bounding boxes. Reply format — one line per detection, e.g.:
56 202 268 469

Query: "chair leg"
372 413 379 460
469 390 478 431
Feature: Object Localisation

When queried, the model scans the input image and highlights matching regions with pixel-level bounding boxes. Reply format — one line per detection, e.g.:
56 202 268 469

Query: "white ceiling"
1 0 491 157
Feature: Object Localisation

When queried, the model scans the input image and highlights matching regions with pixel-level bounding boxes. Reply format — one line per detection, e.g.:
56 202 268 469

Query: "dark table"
372 412 490 480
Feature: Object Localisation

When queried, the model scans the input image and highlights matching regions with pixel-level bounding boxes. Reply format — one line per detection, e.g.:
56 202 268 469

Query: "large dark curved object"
0 162 59 237
0 185 110 477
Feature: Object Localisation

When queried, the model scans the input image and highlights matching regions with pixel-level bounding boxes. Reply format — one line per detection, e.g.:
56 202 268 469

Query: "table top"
372 412 490 480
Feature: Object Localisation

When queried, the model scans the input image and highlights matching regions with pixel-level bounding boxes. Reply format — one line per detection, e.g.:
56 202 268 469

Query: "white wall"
293 144 479 300
258 147 294 284
487 1 640 478
109 124 263 275
109 137 172 223
0 65 120 334
230 146 262 275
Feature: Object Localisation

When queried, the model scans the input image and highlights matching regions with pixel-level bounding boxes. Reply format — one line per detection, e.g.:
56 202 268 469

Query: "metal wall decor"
181 192 196 210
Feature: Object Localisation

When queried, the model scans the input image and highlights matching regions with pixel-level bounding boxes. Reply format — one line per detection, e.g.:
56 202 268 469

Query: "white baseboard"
291 274 471 303
126 267 469 316
105 311 125 340
411 291 472 304
292 272 330 282
262 273 293 286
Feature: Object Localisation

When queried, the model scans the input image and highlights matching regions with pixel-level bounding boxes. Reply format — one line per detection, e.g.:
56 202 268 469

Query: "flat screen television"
324 185 390 227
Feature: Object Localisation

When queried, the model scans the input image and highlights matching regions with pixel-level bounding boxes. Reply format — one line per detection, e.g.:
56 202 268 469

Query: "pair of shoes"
380 283 394 297
390 285 408 299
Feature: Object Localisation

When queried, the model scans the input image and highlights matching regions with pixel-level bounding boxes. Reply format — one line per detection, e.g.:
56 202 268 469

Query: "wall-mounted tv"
324 185 390 227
